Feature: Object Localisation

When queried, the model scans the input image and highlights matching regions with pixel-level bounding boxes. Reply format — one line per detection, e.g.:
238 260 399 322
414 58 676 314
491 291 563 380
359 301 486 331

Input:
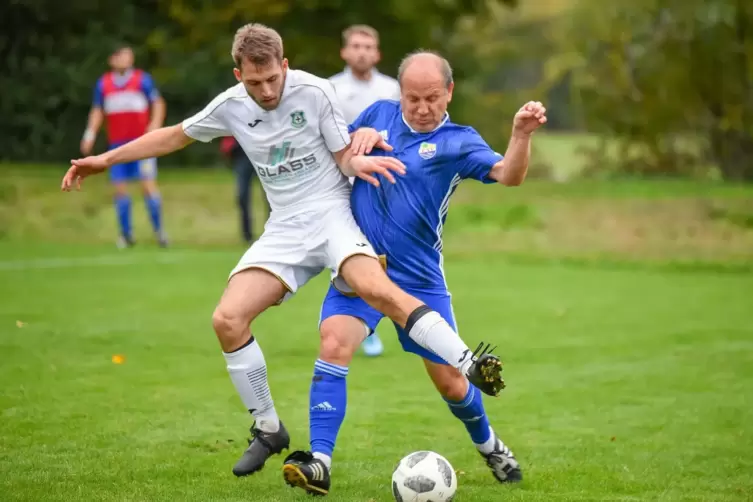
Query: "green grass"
1 242 752 501
3 161 753 265
1 152 753 500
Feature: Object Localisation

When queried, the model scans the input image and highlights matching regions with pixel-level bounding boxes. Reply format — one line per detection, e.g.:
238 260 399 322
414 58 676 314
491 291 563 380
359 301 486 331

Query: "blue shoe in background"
361 332 384 357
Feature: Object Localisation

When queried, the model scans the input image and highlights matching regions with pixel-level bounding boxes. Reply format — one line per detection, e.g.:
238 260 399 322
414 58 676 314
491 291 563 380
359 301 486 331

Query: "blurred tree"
1 0 516 165
556 0 753 181
0 0 173 162
447 0 576 176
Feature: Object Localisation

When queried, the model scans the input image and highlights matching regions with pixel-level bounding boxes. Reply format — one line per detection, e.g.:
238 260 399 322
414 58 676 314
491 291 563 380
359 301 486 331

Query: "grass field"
1 154 753 501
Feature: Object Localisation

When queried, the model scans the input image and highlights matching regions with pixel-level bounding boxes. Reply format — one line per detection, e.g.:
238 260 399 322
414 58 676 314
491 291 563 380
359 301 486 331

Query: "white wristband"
82 129 95 142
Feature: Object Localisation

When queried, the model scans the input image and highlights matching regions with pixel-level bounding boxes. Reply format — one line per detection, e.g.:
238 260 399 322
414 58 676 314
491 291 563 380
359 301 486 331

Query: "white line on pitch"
0 251 226 271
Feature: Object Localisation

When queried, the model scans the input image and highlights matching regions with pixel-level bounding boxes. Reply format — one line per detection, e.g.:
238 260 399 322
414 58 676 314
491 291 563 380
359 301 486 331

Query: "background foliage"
2 0 753 181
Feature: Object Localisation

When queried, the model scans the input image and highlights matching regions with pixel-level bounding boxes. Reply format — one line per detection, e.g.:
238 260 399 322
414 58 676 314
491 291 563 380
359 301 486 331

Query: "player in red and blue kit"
81 45 167 248
282 51 548 496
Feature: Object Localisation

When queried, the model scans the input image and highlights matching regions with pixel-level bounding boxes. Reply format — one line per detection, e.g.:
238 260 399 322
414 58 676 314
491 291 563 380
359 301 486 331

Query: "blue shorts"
109 155 157 183
319 285 457 365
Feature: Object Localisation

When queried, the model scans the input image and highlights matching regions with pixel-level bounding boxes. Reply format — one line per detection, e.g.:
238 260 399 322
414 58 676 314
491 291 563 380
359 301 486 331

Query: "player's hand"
80 137 95 156
61 155 109 192
512 101 547 136
350 128 393 156
350 155 406 188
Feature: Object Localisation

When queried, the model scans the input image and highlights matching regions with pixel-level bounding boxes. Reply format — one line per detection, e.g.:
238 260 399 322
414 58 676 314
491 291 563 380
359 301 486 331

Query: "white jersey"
182 69 351 213
329 68 401 124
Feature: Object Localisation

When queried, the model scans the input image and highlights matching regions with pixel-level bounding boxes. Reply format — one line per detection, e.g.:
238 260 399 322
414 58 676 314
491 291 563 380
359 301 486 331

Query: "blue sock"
114 194 132 239
445 383 491 444
309 359 348 461
144 193 162 233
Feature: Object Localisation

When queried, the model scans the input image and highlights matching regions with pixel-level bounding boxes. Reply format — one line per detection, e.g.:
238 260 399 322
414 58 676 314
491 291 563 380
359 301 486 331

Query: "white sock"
224 339 280 433
475 427 498 455
407 310 474 373
313 452 332 470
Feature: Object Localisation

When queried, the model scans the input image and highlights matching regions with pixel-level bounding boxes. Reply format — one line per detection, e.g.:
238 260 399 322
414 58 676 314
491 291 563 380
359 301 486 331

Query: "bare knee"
428 364 468 401
212 306 250 352
141 179 159 196
319 316 365 367
113 183 128 197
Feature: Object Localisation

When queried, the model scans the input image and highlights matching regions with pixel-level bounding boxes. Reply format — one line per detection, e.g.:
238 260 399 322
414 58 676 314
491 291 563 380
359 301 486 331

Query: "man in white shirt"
329 25 401 125
61 23 502 481
329 24 400 357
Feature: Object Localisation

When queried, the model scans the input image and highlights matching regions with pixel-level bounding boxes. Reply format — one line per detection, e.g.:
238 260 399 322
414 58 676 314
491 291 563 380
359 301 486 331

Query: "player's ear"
340 47 347 61
375 50 382 64
233 67 242 82
447 82 454 102
281 58 289 71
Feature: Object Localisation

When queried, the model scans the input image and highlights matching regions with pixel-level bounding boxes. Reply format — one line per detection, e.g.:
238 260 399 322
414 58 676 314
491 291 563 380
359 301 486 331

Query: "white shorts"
228 201 378 303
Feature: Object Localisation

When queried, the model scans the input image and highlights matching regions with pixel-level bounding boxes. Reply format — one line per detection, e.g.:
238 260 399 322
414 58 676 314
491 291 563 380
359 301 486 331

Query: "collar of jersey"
343 66 381 82
282 69 294 98
111 68 134 87
401 112 450 134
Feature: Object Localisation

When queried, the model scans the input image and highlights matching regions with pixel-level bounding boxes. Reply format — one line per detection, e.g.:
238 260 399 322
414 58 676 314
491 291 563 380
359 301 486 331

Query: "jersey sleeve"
92 77 104 108
457 128 503 184
181 93 231 143
140 72 161 103
317 82 351 152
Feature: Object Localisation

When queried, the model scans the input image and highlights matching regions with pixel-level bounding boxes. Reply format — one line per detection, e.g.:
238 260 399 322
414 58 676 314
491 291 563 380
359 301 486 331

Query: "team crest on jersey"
418 142 437 159
379 130 389 141
290 110 307 129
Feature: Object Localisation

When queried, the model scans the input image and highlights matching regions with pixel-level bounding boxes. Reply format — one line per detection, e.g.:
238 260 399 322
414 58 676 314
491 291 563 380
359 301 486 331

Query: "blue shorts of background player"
320 285 454 364
109 157 158 183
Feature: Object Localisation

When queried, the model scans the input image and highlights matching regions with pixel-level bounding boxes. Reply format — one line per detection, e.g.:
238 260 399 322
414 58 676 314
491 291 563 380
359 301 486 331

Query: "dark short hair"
111 44 132 55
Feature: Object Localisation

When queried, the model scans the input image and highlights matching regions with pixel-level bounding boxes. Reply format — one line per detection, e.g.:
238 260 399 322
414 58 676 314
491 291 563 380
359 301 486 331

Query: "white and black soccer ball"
391 450 457 502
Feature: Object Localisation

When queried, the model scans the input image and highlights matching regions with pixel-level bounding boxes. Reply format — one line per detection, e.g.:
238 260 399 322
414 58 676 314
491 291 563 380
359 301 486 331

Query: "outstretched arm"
63 89 232 192
103 125 192 165
62 125 193 191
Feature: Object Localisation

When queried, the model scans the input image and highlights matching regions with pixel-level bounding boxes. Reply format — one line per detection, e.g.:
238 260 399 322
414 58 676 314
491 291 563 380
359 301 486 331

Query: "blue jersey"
349 100 502 292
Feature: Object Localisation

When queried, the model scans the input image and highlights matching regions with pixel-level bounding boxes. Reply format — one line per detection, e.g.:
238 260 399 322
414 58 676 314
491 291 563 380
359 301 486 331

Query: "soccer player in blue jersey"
282 51 547 495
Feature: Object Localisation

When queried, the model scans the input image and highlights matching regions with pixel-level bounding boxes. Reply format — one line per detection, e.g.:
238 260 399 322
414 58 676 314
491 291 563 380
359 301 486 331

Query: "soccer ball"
391 450 457 502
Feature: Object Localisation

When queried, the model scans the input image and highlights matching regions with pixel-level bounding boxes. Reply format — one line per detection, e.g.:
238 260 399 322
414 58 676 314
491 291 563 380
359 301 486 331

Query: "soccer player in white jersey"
61 23 504 479
329 24 400 357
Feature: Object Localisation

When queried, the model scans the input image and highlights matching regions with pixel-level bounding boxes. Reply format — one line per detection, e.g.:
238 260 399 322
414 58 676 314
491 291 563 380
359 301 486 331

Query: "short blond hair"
342 24 379 46
231 23 283 68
